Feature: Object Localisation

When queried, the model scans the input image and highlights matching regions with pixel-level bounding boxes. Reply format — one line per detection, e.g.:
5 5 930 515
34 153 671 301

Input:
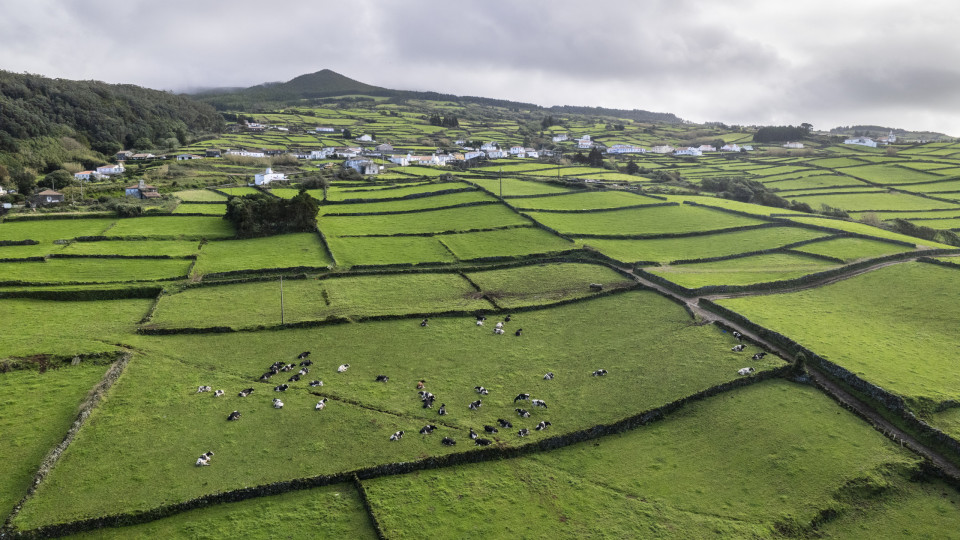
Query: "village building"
674 147 703 157
176 154 203 161
205 149 222 158
254 167 286 185
315 126 336 133
97 163 125 176
720 143 742 152
356 134 373 142
344 158 380 175
115 150 133 161
650 145 675 154
74 171 101 181
552 133 568 142
698 144 717 152
844 137 877 148
607 144 646 154
125 179 160 199
783 142 804 149
31 189 63 206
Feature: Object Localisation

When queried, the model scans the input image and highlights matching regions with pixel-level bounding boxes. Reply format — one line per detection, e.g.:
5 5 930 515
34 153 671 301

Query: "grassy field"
192 233 332 275
364 379 919 538
107 216 235 239
0 218 115 243
326 182 470 201
469 177 575 197
465 262 633 308
0 363 109 519
784 215 951 247
0 258 192 284
648 252 838 288
216 187 261 196
58 240 200 258
581 226 829 264
785 191 959 212
791 237 916 262
172 203 227 215
525 204 769 236
718 262 960 409
319 204 530 236
326 235 455 266
172 190 228 202
319 190 493 215
438 227 574 260
15 291 783 527
510 190 658 211
0 298 152 358
148 272 491 329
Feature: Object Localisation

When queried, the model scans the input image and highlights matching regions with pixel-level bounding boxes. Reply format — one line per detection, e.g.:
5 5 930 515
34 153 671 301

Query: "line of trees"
223 191 319 238
752 124 812 143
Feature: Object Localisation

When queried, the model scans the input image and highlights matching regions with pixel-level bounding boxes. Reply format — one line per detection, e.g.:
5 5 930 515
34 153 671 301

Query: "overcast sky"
3 0 959 135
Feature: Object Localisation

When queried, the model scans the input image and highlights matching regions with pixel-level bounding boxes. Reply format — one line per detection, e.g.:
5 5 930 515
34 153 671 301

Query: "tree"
626 160 640 175
587 147 604 167
342 128 352 140
800 123 813 134
11 167 36 194
39 169 74 190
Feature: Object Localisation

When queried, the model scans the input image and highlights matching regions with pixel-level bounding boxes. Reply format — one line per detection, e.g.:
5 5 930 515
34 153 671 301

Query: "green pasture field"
438 227 574 260
791 237 916 262
319 204 529 236
718 262 960 408
577 171 648 182
193 233 332 275
784 215 951 247
850 209 960 221
470 177 575 197
532 166 614 177
326 235 455 266
648 252 838 288
0 258 192 284
777 187 886 197
785 191 959 212
750 165 813 177
216 187 262 196
0 218 115 243
920 166 960 177
465 262 632 308
896 179 960 193
903 217 960 229
0 364 110 519
897 161 957 171
16 290 781 526
809 157 867 168
769 174 872 191
326 182 470 202
473 163 558 173
172 203 226 215
320 190 494 215
171 190 227 202
840 164 943 184
58 240 200 258
0 298 152 358
658 194 807 216
510 190 657 211
387 166 451 177
148 272 491 329
0 243 62 258
525 204 769 236
365 380 919 538
581 226 830 264
107 216 235 239
69 483 376 539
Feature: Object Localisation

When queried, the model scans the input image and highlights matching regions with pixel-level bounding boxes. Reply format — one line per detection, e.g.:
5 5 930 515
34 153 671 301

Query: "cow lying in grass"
315 398 327 410
738 367 755 376
195 451 214 466
273 398 284 409
390 430 404 441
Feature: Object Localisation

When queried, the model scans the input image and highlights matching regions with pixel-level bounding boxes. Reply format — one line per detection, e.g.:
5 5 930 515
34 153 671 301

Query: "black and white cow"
469 399 482 410
419 424 438 435
516 408 531 418
752 352 767 361
475 386 489 395
592 369 608 377
420 319 429 327
517 428 530 437
543 372 555 380
438 404 447 416
441 437 456 446
733 331 743 342
532 399 547 409
497 418 513 428
297 351 311 360
737 367 755 376
197 385 212 393
309 380 323 387
484 425 498 433
515 329 523 337
514 393 530 403
274 384 289 392
731 344 745 352
375 375 390 383
227 411 241 421
469 428 478 440
315 398 327 410
474 438 492 446
337 364 350 373
273 398 284 409
288 374 301 382
389 430 404 441
238 388 254 398
535 421 552 431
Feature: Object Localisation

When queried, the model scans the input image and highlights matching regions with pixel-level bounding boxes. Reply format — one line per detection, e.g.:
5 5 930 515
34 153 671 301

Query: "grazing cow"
315 398 327 410
475 438 492 446
476 319 484 326
337 364 350 373
417 380 425 389
441 437 456 446
420 319 428 327
280 364 294 372
484 425 499 434
505 315 512 322
422 397 435 409
495 322 504 330
514 393 530 403
213 389 224 397
438 404 447 416
309 380 323 387
469 399 482 410
227 411 241 421
592 369 608 377
475 386 489 395
752 352 767 361
299 359 313 367
469 428 478 440
733 331 743 342
298 368 309 376
738 367 755 376
494 328 505 335
731 344 745 352
238 388 254 398
274 384 289 392
273 398 284 409
536 421 552 431
270 361 284 370
259 372 274 381
515 329 523 337
298 351 311 359
419 425 437 435
498 418 513 428
375 375 390 383
389 430 404 441
516 408 531 418
532 399 547 409
197 385 212 393
517 428 530 437
543 372 554 380
288 374 301 382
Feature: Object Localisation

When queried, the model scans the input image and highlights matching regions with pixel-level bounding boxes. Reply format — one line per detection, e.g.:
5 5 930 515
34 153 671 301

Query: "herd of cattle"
194 317 769 466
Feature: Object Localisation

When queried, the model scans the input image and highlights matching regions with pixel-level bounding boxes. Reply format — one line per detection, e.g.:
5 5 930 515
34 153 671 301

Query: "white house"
524 148 540 158
650 145 675 154
309 149 332 160
720 143 742 152
844 137 877 148
697 144 717 152
881 131 897 143
480 142 498 151
607 144 646 154
674 147 702 157
742 145 754 151
125 179 159 199
485 149 507 159
464 150 484 160
356 134 373 142
254 167 286 185
74 170 103 181
226 150 266 158
389 154 411 166
577 138 593 149
176 154 203 161
552 133 568 142
316 126 336 133
782 142 804 149
509 146 525 155
97 163 125 176
344 158 379 175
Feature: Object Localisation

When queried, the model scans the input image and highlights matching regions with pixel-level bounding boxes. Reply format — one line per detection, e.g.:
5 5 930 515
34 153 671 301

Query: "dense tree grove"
428 113 459 127
752 125 811 143
223 191 319 238
0 70 224 153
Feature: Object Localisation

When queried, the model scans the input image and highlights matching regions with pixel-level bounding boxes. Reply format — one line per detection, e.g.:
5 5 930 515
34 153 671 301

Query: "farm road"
620 263 960 481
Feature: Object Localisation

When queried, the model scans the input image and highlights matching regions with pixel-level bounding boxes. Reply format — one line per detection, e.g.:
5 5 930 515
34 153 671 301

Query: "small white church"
254 167 285 186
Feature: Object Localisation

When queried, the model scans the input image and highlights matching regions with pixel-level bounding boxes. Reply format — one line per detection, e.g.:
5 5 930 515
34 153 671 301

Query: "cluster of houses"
844 132 896 148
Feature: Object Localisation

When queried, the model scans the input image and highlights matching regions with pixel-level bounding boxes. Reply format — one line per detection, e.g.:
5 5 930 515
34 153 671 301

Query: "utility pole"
499 167 502 199
280 275 284 325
